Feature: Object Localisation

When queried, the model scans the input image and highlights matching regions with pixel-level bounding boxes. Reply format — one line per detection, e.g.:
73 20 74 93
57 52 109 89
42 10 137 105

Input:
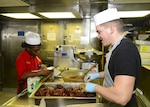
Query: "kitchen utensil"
47 65 58 70
61 63 97 82
61 69 85 82
83 63 98 76
40 66 58 82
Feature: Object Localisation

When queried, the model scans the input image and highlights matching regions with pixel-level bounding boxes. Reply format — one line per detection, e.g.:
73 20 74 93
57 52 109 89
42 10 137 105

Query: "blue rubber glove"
84 73 100 82
85 83 97 92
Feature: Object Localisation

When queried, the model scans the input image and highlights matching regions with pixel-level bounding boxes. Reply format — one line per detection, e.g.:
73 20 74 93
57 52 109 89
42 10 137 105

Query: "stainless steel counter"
2 77 103 107
2 89 36 107
2 94 105 107
66 103 106 107
2 66 150 107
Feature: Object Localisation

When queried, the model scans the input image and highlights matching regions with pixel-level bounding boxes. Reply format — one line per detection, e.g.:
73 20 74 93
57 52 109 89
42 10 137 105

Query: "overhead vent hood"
0 0 108 19
0 0 29 7
0 0 84 19
108 0 150 11
0 4 83 19
0 0 150 19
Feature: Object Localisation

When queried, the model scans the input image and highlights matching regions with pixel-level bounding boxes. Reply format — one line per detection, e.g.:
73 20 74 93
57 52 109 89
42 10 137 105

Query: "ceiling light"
118 10 150 18
145 31 150 33
39 12 76 18
1 13 40 19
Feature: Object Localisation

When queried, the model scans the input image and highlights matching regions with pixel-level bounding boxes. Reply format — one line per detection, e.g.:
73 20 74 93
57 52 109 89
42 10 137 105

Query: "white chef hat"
25 31 41 45
93 8 120 26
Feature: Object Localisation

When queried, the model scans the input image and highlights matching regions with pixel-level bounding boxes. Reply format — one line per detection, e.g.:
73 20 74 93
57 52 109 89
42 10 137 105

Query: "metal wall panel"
40 19 91 66
1 20 39 88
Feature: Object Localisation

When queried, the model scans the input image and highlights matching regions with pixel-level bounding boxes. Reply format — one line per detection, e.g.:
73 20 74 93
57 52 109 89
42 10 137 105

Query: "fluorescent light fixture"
39 12 76 18
1 13 40 19
118 10 150 18
145 31 150 33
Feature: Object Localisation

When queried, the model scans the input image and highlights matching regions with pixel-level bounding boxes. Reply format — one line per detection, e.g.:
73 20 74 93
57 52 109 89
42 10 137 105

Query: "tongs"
73 63 98 80
84 63 98 76
40 65 58 82
82 63 98 82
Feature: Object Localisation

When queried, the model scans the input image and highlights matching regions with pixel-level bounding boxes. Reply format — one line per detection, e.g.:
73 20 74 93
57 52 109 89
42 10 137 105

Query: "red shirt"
15 50 42 93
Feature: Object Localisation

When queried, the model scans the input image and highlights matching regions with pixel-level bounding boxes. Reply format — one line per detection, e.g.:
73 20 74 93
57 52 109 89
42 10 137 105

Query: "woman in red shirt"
16 31 50 94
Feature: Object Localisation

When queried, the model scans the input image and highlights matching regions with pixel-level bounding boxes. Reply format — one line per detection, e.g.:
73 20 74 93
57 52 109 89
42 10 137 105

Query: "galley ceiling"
0 0 150 18
0 0 150 29
0 0 107 18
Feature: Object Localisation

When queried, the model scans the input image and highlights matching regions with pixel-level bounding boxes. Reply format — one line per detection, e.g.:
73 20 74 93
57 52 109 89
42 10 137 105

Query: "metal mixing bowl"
61 69 86 82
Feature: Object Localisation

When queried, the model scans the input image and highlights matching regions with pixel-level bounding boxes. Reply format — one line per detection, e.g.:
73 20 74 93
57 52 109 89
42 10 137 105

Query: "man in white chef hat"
83 8 141 107
16 31 51 94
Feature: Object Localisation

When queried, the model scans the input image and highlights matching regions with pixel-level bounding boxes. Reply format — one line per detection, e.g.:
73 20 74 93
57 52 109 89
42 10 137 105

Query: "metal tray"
29 82 96 99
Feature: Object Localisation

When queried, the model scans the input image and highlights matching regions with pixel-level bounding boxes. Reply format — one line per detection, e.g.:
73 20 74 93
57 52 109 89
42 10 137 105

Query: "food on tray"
35 84 95 97
79 83 86 90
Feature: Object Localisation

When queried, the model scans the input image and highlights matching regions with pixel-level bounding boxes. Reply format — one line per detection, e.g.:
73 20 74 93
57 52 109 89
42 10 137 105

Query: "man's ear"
108 25 114 34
